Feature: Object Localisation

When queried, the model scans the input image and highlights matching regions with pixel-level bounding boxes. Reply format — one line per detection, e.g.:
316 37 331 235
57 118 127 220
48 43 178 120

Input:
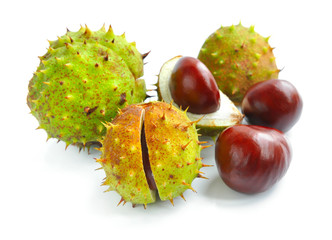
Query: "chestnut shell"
242 79 303 132
215 124 291 194
169 56 220 114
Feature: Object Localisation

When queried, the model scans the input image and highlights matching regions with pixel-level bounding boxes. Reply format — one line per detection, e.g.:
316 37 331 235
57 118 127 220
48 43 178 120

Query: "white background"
1 0 331 239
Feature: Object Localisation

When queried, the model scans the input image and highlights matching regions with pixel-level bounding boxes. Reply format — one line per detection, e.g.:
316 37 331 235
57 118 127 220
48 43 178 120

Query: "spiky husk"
97 101 209 207
27 25 146 147
198 23 279 104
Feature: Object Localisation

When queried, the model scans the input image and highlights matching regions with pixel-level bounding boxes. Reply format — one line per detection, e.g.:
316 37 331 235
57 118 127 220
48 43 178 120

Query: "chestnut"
241 79 303 132
157 55 244 136
215 125 291 194
169 56 220 114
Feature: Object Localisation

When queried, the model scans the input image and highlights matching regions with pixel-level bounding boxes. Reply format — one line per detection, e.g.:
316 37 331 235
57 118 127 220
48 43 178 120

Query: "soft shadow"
43 140 100 171
44 139 188 218
90 185 188 219
203 175 278 207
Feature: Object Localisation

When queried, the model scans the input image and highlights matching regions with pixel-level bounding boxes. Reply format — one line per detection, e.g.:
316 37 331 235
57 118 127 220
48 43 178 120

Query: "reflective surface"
169 56 220 114
215 125 291 194
242 79 303 132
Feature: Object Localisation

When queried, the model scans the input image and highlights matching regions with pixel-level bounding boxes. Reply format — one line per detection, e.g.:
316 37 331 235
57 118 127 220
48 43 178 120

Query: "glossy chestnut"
242 79 303 132
215 125 291 194
169 56 220 114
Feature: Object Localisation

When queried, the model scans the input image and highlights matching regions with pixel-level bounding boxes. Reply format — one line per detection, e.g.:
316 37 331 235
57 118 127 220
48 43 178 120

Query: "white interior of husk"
158 56 243 128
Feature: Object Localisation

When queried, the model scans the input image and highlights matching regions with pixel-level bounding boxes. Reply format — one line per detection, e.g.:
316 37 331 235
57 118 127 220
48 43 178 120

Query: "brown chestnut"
215 124 291 194
169 56 220 114
242 79 303 132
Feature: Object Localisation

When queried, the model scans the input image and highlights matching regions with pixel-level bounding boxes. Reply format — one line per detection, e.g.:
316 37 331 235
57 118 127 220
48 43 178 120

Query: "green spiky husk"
27 25 146 147
97 101 205 206
198 23 279 104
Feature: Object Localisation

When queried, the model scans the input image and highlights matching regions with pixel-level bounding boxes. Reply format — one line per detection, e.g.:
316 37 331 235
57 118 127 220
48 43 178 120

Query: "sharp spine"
180 194 186 201
182 181 197 193
197 173 208 180
202 163 213 167
189 115 205 125
181 139 192 150
161 111 166 120
201 145 213 150
84 24 92 37
117 197 125 206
